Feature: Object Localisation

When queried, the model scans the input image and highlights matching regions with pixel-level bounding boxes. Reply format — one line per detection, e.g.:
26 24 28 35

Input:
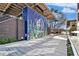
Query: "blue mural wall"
22 7 48 40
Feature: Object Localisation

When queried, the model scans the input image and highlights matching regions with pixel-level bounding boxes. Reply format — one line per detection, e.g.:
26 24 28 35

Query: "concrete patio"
0 34 67 56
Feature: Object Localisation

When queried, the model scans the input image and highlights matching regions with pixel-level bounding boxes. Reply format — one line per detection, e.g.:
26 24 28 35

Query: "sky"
46 3 77 20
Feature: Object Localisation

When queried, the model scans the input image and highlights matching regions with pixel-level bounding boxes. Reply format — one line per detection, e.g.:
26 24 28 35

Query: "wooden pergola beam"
4 3 11 11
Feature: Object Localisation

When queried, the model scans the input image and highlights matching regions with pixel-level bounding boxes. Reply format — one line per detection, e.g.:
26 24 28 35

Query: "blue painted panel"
22 7 48 40
22 7 28 40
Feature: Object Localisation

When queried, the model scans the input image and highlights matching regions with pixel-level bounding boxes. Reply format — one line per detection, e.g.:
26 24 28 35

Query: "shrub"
0 37 17 44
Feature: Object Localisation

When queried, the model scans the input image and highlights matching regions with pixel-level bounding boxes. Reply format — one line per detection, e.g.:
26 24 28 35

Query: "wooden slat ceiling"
5 3 26 16
0 3 9 11
0 3 54 20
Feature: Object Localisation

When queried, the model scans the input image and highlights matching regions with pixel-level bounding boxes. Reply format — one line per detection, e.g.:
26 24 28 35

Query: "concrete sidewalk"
0 34 67 56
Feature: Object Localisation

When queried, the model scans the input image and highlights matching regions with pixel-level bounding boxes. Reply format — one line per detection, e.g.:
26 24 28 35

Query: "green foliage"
67 39 74 56
0 37 17 44
67 45 74 56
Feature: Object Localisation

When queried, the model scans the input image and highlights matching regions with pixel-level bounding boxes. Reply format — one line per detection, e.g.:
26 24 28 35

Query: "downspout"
16 17 18 40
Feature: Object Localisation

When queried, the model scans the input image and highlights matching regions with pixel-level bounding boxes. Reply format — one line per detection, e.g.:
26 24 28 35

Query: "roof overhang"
0 3 54 20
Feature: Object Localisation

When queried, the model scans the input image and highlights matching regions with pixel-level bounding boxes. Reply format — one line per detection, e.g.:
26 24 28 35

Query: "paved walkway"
0 34 67 56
